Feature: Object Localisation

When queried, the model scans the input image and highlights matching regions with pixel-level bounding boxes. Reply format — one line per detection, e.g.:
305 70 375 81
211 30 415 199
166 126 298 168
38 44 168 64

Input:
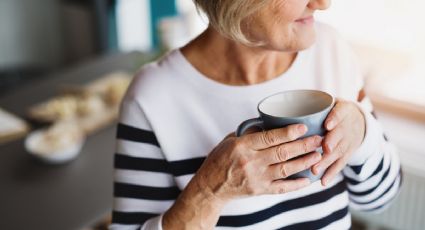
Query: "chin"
266 28 317 52
294 33 316 51
295 26 317 49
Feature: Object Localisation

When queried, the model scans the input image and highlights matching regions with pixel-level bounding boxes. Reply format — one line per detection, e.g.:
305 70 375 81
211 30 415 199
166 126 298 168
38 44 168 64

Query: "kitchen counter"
0 51 152 230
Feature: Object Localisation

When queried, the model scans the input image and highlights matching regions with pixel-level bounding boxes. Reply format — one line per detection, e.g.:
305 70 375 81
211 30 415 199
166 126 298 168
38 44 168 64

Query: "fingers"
322 126 344 154
268 152 322 180
324 100 350 131
312 139 351 186
321 156 349 186
263 135 323 164
269 177 311 194
244 124 307 150
311 128 343 175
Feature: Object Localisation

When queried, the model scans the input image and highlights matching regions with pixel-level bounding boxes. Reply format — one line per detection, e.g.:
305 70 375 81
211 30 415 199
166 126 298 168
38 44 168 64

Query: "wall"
0 0 62 70
316 0 425 56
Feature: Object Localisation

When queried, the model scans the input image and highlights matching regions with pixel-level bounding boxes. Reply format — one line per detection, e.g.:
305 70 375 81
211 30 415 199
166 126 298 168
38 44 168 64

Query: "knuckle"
304 156 314 168
276 145 290 162
286 127 299 140
232 139 246 152
332 111 341 121
318 157 330 170
329 153 339 164
234 150 250 168
237 156 249 168
231 147 249 167
276 186 287 194
302 139 310 153
314 135 322 145
262 131 277 146
280 164 289 178
336 143 347 156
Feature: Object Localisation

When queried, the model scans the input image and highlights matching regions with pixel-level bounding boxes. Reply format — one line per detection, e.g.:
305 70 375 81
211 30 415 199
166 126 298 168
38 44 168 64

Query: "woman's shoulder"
124 50 182 101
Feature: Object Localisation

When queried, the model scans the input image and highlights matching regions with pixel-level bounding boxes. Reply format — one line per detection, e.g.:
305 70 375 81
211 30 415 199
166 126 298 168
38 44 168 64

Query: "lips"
295 16 314 24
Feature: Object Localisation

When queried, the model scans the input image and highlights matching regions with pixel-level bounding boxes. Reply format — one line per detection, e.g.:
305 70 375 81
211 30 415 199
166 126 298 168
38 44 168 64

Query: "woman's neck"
181 27 296 86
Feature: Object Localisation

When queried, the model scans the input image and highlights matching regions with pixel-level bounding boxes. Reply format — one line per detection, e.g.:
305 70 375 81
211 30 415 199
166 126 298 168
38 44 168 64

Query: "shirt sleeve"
343 95 402 212
326 26 403 212
109 98 178 230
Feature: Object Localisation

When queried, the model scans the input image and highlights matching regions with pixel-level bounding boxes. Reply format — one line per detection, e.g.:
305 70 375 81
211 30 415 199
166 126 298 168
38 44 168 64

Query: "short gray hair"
193 0 270 45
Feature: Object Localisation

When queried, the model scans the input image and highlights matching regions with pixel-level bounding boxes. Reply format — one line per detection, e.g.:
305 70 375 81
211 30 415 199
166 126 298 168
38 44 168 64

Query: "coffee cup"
236 89 334 182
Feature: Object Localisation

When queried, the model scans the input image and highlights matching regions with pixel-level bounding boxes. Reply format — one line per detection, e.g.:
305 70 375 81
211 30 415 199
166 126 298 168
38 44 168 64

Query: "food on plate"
77 93 105 117
30 121 83 155
104 77 131 106
29 96 79 121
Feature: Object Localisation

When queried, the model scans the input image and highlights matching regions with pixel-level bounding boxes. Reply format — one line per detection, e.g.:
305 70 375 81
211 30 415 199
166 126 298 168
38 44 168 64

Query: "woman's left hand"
312 99 366 186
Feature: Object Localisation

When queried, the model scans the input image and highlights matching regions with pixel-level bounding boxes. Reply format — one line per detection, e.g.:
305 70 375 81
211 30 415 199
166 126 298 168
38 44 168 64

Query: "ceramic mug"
236 89 335 181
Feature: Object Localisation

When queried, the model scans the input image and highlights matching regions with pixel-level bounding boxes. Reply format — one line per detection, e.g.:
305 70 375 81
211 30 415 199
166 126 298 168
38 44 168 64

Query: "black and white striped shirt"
110 24 401 229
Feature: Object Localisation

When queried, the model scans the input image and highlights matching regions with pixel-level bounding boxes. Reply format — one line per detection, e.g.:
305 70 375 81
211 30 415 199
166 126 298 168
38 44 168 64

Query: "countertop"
0 51 151 230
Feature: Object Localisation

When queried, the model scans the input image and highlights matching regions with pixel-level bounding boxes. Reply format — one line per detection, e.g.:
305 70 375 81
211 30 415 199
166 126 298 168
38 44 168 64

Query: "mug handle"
236 118 265 137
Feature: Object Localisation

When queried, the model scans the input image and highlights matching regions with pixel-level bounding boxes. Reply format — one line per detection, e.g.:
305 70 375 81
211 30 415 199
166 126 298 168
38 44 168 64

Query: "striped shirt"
110 23 401 230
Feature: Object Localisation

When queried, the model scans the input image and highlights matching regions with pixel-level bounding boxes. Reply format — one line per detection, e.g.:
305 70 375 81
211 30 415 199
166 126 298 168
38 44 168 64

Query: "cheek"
246 0 315 50
251 1 302 36
269 1 313 43
273 0 309 21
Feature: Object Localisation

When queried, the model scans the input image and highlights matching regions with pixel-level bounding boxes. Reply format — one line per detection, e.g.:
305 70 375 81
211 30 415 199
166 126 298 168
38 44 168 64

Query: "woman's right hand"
196 124 323 202
163 124 322 229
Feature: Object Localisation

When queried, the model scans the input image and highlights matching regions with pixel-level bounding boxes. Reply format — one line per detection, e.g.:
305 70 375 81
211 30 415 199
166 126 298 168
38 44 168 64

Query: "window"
316 0 425 121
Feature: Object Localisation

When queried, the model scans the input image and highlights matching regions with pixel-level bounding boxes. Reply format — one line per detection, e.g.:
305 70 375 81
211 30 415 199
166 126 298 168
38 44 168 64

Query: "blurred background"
0 0 424 230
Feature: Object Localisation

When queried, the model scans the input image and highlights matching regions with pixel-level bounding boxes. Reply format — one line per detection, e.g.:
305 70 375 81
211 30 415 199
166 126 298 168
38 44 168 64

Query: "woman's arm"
312 91 402 212
162 174 226 229
343 94 402 211
162 125 325 229
110 99 178 229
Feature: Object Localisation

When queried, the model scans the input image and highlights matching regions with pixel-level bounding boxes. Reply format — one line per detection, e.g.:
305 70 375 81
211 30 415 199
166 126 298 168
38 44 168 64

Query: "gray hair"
193 0 270 45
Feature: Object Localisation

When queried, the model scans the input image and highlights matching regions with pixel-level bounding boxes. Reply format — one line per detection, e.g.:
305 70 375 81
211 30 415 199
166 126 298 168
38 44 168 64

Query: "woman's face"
243 0 331 51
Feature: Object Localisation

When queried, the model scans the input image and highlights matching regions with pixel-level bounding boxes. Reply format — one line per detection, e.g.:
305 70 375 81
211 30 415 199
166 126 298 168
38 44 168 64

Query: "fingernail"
326 121 334 130
312 167 320 175
298 125 307 133
315 166 322 174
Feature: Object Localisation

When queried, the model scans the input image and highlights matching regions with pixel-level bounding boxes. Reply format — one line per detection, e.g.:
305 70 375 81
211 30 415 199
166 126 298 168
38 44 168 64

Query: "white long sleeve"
344 97 402 212
110 99 173 230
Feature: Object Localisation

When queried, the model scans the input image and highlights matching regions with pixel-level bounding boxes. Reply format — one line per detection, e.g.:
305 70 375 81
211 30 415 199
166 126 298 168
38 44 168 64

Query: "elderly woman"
110 0 401 229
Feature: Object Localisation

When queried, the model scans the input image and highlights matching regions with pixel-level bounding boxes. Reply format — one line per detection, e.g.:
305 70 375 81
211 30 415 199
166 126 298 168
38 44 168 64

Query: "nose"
308 0 331 10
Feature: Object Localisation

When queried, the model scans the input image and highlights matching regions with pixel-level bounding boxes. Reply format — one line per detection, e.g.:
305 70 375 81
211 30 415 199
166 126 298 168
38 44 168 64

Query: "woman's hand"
312 99 366 186
163 124 323 229
197 124 323 202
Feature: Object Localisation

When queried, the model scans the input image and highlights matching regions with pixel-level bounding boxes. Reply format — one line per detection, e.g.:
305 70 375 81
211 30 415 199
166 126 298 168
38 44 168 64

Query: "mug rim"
257 89 335 119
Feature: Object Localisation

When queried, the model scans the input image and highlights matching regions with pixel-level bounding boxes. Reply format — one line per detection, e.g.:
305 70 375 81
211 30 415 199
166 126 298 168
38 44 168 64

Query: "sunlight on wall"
316 0 425 57
317 0 425 106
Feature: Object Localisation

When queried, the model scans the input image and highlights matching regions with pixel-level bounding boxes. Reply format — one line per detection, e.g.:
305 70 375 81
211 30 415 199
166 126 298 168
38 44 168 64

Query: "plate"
24 130 85 164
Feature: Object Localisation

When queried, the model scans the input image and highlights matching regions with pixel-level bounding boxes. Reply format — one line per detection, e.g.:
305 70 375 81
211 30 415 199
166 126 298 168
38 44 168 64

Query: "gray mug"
236 89 335 182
